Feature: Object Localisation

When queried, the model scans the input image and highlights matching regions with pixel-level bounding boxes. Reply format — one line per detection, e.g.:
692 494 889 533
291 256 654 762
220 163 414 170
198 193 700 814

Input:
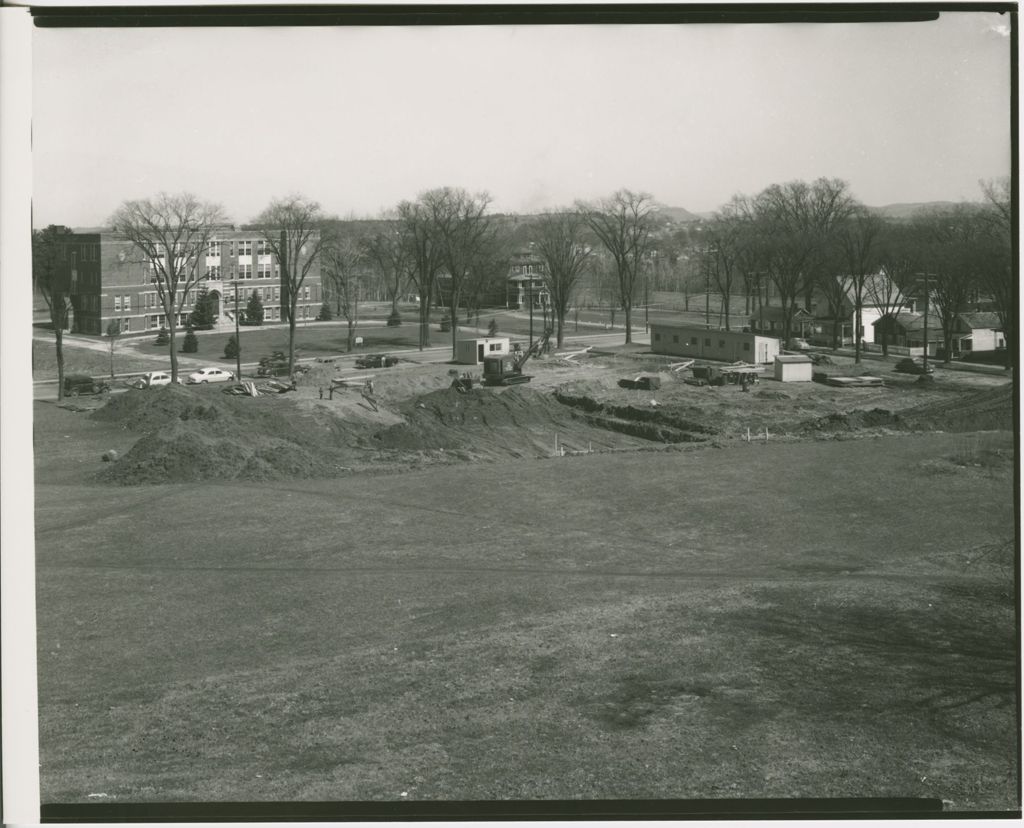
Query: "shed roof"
775 355 813 364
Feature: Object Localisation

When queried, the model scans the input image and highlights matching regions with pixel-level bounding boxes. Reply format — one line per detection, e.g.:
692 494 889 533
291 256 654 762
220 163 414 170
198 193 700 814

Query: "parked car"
63 374 109 397
355 354 398 369
138 371 173 388
893 357 934 375
187 367 235 384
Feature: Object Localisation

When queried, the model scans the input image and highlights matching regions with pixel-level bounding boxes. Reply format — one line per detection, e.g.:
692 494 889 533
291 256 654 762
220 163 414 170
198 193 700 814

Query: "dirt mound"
95 385 373 483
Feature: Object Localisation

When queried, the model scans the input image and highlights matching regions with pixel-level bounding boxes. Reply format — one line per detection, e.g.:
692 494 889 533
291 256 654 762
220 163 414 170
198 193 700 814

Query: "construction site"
32 332 1017 809
62 334 1012 485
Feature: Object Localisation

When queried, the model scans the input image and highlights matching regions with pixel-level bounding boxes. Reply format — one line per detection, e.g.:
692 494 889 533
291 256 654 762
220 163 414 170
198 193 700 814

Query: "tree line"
33 177 1013 394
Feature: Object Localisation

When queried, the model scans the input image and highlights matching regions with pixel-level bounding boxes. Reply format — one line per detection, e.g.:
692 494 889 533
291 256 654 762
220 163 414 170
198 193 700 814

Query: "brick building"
57 227 323 335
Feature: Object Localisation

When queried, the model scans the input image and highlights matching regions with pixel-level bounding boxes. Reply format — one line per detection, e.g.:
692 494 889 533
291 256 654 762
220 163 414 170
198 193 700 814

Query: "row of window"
205 263 278 280
207 240 273 257
653 332 752 352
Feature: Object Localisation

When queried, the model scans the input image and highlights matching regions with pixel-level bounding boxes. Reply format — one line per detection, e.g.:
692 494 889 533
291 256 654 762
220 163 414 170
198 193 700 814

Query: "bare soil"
66 351 1012 485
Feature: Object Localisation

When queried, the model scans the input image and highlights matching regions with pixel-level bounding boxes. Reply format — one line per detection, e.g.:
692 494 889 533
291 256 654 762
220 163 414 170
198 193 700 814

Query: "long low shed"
650 324 781 364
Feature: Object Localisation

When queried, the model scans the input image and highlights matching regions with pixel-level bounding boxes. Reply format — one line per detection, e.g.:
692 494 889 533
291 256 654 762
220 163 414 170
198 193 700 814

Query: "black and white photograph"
5 3 1018 821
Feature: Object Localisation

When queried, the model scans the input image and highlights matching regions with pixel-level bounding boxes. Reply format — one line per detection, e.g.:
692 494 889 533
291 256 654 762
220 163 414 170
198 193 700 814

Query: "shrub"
224 334 239 360
189 286 216 330
245 291 265 326
316 302 333 321
386 308 402 327
487 318 498 337
182 323 198 353
154 325 169 346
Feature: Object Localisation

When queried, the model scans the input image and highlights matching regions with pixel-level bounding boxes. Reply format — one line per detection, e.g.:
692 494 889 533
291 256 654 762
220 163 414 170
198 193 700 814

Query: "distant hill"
868 201 959 219
655 205 704 223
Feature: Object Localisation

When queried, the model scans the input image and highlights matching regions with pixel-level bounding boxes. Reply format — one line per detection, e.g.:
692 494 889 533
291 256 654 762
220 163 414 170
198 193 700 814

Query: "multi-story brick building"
58 227 323 335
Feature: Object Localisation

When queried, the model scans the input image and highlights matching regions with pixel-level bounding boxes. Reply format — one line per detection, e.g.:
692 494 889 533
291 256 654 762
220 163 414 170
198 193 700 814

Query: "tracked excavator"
481 329 552 386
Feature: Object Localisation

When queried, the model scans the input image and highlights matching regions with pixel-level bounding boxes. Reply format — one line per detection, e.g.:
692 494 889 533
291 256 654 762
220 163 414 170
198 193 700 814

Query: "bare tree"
979 177 1015 368
837 207 884 362
322 234 365 352
253 195 326 375
421 187 495 359
579 190 657 343
32 225 74 399
105 319 122 378
532 209 593 346
397 199 443 350
361 228 411 320
109 193 227 383
914 205 984 364
870 222 916 356
751 178 855 343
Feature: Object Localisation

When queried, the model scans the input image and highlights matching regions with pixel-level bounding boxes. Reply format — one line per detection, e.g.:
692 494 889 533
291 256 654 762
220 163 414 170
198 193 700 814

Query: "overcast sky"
32 12 1012 228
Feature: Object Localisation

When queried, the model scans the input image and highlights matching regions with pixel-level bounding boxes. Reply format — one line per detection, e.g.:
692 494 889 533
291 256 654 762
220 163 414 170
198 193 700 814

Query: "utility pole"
232 280 241 380
528 280 534 350
922 271 930 373
704 248 711 329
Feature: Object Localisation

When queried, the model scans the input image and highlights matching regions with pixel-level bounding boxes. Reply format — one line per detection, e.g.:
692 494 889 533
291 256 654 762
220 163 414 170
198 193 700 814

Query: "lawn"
33 400 1017 810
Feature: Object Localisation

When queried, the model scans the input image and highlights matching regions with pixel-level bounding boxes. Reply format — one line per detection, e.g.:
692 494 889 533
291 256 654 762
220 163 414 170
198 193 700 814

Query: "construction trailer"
456 337 511 365
650 323 781 365
774 354 814 382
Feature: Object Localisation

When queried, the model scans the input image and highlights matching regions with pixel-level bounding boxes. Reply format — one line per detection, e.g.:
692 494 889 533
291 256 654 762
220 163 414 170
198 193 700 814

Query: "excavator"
481 328 552 386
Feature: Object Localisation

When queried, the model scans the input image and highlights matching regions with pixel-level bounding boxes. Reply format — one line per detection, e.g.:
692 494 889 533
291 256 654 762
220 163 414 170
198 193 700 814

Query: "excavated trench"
553 390 718 444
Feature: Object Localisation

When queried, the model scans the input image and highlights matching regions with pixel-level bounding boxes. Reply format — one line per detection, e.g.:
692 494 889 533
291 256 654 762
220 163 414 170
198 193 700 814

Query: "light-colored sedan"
187 367 235 384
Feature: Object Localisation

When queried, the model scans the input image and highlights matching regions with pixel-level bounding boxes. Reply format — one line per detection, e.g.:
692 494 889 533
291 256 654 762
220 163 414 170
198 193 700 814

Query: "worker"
319 386 324 400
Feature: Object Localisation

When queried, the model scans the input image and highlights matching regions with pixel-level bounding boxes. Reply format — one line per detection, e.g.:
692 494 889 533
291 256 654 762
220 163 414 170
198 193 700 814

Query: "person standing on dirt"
362 380 378 412
319 386 323 400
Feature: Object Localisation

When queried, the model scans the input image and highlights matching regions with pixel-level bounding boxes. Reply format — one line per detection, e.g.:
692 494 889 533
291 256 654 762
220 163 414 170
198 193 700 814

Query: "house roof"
957 312 1002 330
750 305 812 322
873 312 924 331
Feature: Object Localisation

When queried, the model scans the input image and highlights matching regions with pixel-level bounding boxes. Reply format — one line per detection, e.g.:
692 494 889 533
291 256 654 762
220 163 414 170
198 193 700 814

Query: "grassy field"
33 398 1017 809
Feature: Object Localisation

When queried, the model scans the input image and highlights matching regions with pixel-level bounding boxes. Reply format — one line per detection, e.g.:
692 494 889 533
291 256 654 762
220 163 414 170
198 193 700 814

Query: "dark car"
355 354 398 369
893 357 934 375
63 374 110 397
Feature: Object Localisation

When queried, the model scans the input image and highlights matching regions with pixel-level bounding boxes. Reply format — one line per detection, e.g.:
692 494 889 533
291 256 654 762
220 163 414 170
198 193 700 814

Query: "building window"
123 295 131 312
239 264 253 280
672 335 679 343
257 262 272 279
123 317 131 333
719 340 725 348
206 265 221 279
690 337 698 346
654 332 661 342
208 241 221 257
304 286 310 300
238 240 252 257
489 343 501 351
743 342 750 351
257 240 271 256
114 295 122 312
704 338 711 347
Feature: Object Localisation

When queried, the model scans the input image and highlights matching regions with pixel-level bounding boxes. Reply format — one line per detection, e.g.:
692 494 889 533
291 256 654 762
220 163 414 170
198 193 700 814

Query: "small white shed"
456 337 511 365
774 354 814 382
